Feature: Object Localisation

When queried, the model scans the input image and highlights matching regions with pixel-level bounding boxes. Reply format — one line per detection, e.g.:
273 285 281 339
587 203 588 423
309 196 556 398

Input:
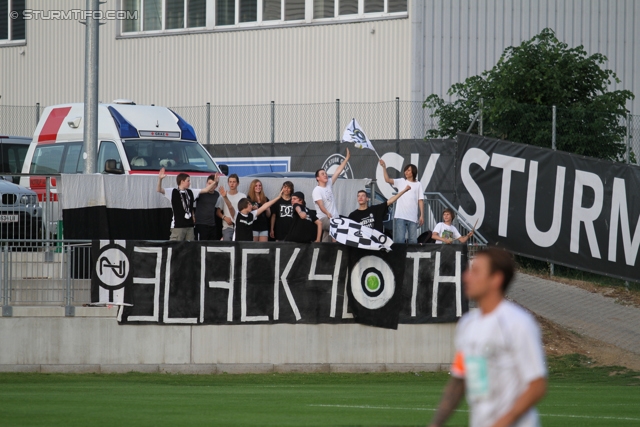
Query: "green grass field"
0 356 638 427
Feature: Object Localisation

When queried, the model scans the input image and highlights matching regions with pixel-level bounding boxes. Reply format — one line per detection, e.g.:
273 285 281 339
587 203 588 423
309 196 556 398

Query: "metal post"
271 101 275 144
82 0 101 174
36 102 40 125
206 102 211 145
336 99 341 143
2 246 11 317
552 105 557 151
65 246 75 317
626 113 631 164
550 105 557 276
479 98 483 136
396 97 400 140
369 179 377 207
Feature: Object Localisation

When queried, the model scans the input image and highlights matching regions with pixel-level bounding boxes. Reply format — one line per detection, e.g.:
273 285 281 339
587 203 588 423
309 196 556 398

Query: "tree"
424 28 634 161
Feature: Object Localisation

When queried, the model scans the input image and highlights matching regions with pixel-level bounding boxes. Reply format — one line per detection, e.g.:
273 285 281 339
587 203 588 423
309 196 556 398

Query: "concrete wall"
0 306 456 373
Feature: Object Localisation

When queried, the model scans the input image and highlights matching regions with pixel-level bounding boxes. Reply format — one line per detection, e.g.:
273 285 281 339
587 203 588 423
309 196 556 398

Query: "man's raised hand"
158 167 167 180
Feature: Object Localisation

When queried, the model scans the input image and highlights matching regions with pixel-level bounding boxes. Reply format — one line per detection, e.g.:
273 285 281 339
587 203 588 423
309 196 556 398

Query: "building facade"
1 0 639 140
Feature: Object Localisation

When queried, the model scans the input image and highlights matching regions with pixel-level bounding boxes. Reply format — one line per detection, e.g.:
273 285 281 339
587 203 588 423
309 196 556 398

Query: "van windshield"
123 139 219 173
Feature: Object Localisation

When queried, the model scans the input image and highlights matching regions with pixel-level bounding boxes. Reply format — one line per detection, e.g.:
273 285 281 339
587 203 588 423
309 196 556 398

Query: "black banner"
91 241 469 329
456 134 640 282
208 139 458 203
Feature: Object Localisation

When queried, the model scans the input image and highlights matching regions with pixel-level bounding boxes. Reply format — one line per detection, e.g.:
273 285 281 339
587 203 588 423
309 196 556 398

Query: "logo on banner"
322 154 354 179
350 255 395 309
95 245 130 289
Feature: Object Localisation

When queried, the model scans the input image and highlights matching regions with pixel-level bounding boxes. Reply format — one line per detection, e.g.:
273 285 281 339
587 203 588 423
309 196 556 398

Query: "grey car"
0 179 42 240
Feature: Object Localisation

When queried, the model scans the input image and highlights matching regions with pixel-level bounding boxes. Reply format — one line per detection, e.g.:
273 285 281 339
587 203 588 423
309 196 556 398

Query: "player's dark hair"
228 173 239 184
443 208 456 220
237 198 251 211
477 247 515 293
315 169 325 179
206 174 217 182
403 164 418 181
176 173 190 186
283 181 294 192
357 190 368 197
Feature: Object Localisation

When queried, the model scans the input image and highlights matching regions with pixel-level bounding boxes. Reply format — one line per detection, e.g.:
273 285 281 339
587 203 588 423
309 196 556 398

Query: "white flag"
342 118 376 151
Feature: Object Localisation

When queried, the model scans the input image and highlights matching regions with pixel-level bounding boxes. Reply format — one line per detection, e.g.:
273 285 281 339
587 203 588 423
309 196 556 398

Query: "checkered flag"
330 218 394 251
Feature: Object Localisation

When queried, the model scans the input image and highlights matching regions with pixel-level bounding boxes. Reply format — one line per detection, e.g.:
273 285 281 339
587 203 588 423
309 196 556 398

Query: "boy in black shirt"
347 185 411 233
285 192 322 243
194 174 223 240
233 190 284 242
156 167 217 241
270 181 294 241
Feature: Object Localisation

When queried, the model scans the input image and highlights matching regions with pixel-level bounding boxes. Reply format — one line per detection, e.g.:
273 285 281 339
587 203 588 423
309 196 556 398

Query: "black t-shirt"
194 191 220 226
250 198 270 232
285 204 318 243
170 188 195 229
234 211 257 241
348 203 388 233
272 198 294 240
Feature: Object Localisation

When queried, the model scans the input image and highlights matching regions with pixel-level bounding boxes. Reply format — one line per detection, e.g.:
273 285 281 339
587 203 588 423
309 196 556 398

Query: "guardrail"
421 192 488 257
1 240 91 315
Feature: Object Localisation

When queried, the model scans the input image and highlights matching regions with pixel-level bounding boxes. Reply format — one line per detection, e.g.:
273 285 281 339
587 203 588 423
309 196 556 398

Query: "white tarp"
59 174 371 217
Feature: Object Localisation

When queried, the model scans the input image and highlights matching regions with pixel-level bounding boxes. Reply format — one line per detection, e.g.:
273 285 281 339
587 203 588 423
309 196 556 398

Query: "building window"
120 0 406 35
262 0 280 21
239 0 257 23
365 0 384 13
0 0 25 43
216 0 234 25
339 0 357 16
285 0 305 20
122 0 207 32
314 0 334 19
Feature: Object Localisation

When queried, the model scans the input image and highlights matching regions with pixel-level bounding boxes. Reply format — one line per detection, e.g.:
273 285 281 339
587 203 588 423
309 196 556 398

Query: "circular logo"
322 154 354 179
95 245 130 289
350 256 395 309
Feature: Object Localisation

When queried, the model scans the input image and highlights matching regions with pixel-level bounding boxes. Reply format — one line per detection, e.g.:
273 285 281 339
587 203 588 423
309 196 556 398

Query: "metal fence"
1 241 92 314
4 99 639 164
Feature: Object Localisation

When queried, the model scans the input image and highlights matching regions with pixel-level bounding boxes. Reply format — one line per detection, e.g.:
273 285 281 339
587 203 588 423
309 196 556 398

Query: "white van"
20 101 225 200
20 101 225 235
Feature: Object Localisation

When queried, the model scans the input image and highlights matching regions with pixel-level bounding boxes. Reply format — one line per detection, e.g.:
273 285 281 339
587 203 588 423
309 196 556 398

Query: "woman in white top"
379 160 425 244
432 208 474 244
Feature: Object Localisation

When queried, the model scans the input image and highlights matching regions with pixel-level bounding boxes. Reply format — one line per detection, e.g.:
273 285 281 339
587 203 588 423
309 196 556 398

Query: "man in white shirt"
432 208 474 244
428 248 547 427
220 174 246 241
313 148 350 242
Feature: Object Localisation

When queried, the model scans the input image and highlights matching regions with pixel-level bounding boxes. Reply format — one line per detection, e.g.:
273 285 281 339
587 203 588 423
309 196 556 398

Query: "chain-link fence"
450 100 640 165
1 100 438 143
0 104 44 137
171 100 439 144
2 100 639 164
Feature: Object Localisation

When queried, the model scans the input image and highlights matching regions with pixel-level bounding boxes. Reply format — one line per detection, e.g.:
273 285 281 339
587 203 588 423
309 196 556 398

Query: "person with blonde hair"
247 179 271 242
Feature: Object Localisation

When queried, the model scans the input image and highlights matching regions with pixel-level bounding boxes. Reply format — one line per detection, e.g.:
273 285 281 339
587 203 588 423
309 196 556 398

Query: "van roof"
33 103 197 144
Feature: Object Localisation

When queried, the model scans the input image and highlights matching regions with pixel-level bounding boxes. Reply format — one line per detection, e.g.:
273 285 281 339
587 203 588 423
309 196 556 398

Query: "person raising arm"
313 148 351 242
378 159 424 243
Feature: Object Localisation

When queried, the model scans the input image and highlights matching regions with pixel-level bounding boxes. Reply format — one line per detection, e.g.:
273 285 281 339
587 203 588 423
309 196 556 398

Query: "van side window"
98 141 122 173
62 144 84 173
30 145 65 174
